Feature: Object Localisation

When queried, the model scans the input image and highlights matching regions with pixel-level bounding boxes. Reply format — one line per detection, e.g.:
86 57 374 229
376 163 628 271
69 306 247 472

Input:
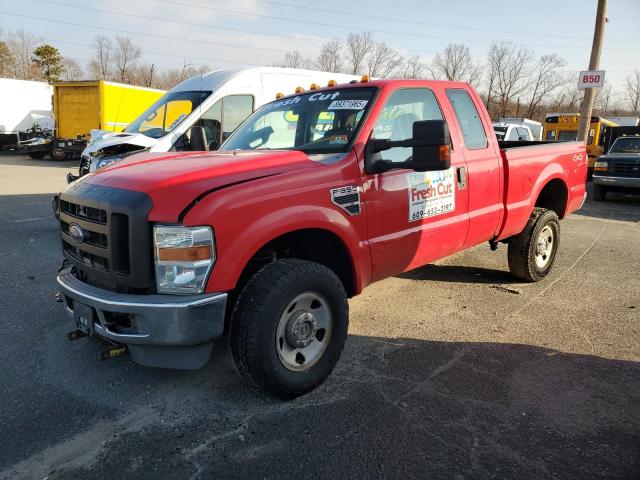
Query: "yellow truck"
542 113 619 173
49 80 164 160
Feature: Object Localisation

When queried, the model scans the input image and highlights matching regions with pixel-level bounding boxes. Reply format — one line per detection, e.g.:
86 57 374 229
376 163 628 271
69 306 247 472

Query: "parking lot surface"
0 153 638 480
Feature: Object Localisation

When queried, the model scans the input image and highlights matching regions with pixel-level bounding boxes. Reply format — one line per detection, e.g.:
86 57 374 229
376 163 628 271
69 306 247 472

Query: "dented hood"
83 131 156 157
81 150 323 221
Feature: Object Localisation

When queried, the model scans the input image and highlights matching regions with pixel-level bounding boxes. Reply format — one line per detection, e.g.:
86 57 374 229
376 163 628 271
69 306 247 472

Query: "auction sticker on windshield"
328 100 368 110
407 169 455 222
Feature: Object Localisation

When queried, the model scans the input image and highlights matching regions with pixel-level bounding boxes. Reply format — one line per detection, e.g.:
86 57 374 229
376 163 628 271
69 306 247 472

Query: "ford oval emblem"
68 223 84 243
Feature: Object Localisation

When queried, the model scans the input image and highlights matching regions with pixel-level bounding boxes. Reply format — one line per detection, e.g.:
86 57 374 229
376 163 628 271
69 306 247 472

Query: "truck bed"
497 141 587 241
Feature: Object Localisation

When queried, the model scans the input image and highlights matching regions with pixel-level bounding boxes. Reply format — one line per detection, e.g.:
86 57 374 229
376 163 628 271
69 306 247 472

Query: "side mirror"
410 120 451 172
189 126 209 151
365 119 451 174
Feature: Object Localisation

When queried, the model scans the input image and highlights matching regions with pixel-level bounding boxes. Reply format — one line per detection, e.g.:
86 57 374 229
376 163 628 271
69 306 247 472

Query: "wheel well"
535 179 568 219
234 229 356 299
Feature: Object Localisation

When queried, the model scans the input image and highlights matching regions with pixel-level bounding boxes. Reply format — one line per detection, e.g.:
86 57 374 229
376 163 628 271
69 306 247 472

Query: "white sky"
0 0 638 93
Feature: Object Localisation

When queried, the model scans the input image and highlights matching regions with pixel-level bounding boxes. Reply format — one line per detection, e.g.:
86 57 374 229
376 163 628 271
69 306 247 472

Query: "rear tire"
508 208 560 282
593 184 607 201
50 148 66 161
229 259 349 399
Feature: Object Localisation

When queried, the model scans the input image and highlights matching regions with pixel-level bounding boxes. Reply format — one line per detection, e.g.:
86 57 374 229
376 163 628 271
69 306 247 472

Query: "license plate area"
73 301 96 335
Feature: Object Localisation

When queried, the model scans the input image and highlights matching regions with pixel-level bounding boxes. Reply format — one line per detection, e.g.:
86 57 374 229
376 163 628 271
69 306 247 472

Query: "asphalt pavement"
0 153 638 480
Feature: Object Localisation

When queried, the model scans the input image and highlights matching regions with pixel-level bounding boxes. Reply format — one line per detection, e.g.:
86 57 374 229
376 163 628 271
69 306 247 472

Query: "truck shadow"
52 336 640 480
396 263 517 285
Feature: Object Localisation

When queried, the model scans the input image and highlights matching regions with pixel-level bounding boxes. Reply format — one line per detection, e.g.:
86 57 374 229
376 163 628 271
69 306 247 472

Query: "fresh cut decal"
407 168 455 222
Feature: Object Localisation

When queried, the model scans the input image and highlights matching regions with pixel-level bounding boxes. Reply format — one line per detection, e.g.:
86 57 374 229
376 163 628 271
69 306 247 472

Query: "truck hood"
82 150 324 221
600 153 640 161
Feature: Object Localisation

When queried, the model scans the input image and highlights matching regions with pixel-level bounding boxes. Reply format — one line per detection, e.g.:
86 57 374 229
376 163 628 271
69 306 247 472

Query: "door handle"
456 166 467 190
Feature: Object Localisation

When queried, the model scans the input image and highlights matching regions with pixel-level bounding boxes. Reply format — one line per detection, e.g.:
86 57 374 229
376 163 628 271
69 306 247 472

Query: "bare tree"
430 44 481 85
594 82 614 115
316 38 343 73
487 41 533 117
367 42 403 78
345 31 373 75
113 36 142 83
88 35 113 80
278 50 315 69
6 29 42 79
401 55 426 79
525 54 569 118
0 40 14 77
627 70 640 116
60 57 83 81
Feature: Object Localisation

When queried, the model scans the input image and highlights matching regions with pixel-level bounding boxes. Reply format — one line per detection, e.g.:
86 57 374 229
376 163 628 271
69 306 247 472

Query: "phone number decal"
407 168 455 222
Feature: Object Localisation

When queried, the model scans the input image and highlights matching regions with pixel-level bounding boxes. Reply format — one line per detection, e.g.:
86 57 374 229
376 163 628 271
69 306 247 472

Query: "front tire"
229 259 349 399
508 208 560 282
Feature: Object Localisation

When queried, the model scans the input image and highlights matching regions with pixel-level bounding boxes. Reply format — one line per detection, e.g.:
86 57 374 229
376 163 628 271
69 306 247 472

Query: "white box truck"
74 67 358 179
0 78 53 157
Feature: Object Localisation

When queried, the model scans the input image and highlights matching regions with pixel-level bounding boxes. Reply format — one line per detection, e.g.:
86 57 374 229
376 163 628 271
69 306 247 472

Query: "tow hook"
67 329 88 341
99 343 128 361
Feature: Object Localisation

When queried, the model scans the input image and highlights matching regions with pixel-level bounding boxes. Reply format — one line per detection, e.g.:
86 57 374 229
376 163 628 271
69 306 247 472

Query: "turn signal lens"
594 161 608 172
360 75 370 82
310 83 319 90
327 79 337 87
439 144 451 162
157 245 212 262
295 86 305 93
275 92 284 99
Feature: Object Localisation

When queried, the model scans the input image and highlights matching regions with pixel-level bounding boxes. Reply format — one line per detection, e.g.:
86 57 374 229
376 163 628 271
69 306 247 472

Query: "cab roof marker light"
360 75 370 83
295 86 305 93
327 79 337 87
275 92 284 99
310 83 319 90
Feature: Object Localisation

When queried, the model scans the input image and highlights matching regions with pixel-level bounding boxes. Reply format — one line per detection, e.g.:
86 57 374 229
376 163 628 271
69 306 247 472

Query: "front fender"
199 204 370 295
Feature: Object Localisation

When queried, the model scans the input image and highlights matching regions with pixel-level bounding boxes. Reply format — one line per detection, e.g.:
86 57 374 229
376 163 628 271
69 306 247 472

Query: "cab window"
446 89 488 149
371 88 443 164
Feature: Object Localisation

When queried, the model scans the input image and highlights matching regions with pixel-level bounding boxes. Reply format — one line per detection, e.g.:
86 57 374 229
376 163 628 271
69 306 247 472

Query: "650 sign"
578 70 605 89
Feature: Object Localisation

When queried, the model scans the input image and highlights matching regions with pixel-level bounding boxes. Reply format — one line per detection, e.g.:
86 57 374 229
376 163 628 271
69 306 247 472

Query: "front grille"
60 200 107 224
610 160 640 177
59 182 153 292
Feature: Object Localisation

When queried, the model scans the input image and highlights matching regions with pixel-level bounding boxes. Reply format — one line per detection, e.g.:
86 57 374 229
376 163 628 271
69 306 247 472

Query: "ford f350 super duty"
56 78 587 398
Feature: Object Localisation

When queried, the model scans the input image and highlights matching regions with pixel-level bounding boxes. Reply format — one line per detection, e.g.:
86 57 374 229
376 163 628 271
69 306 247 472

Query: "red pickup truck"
56 78 587 398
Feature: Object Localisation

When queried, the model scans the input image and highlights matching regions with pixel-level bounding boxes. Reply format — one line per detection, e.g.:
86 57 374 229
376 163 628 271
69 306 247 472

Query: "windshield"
221 87 375 154
557 130 578 142
125 90 211 139
494 126 508 140
609 137 640 153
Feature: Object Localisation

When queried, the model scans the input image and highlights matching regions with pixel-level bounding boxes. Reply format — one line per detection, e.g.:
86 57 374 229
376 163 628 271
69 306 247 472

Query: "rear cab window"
446 89 488 149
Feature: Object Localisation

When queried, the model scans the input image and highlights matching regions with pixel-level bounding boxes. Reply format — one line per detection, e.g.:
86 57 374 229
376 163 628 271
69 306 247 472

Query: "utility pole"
577 0 607 143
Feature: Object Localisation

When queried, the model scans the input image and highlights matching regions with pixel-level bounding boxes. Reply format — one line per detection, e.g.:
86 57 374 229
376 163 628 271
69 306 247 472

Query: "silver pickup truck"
593 136 640 201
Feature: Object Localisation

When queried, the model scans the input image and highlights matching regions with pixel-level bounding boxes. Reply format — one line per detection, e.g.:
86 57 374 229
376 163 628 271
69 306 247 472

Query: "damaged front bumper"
57 269 227 369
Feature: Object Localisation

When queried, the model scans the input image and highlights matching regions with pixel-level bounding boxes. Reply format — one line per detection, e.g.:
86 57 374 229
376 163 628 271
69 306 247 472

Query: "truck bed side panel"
497 142 587 241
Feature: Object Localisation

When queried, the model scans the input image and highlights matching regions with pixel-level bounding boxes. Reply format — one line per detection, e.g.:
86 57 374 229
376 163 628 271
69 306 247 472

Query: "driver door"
363 87 470 281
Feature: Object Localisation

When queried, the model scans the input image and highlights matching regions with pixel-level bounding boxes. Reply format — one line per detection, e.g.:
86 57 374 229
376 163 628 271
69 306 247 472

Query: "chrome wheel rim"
276 292 332 372
535 225 554 269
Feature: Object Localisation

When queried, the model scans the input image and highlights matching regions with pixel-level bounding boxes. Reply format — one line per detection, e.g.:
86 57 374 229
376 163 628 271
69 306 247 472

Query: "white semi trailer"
0 78 53 156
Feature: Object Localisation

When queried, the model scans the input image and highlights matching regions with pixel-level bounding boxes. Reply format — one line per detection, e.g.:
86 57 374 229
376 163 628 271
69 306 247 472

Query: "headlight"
153 225 215 295
594 161 608 172
95 157 119 170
